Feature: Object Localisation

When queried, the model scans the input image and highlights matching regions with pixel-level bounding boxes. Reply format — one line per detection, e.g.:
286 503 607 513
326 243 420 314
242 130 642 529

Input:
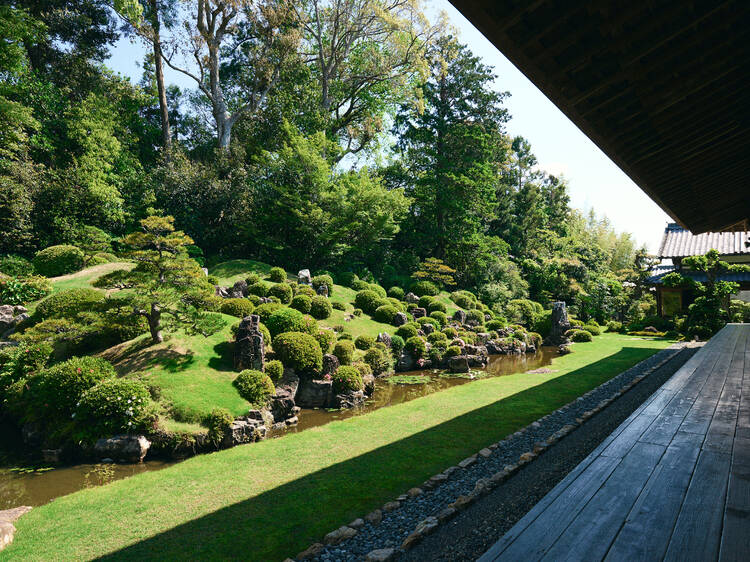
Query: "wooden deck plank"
604 431 703 561
539 442 666 562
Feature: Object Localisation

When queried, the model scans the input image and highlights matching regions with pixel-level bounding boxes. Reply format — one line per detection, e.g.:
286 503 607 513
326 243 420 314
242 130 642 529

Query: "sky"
105 0 672 252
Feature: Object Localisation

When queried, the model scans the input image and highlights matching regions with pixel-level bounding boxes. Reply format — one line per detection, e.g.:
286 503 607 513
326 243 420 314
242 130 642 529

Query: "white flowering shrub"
75 379 156 441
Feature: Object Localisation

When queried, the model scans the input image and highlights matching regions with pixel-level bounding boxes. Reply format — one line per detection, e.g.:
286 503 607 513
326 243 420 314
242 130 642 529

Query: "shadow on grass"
207 340 234 371
107 338 196 375
99 347 659 561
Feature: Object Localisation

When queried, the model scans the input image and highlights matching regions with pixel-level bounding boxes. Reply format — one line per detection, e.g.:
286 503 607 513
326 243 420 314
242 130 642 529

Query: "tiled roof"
658 223 750 258
647 264 750 285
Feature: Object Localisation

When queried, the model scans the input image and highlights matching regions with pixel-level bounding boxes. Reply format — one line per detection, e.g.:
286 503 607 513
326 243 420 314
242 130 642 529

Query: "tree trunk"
148 304 163 344
207 39 233 150
146 0 170 150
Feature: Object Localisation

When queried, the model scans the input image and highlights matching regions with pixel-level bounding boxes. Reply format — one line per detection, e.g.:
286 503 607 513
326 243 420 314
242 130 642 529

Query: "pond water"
0 348 555 510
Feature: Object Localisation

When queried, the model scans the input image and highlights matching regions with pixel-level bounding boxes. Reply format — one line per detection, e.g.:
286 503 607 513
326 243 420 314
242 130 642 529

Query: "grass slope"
5 334 671 561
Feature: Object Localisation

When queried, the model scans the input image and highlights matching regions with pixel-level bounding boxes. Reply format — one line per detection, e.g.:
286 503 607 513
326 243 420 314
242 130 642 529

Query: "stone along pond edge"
291 342 693 562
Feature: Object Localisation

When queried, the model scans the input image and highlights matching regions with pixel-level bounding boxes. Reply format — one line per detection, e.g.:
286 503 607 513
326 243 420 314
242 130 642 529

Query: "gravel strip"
305 343 693 562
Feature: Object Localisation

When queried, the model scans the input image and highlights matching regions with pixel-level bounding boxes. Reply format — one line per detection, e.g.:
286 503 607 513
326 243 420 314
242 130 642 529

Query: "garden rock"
0 305 29 336
396 351 415 372
270 389 296 422
322 354 339 377
298 269 312 285
324 526 357 545
467 354 489 368
316 284 328 297
405 292 419 304
295 379 333 408
234 315 265 371
448 355 470 373
336 390 366 409
544 301 571 346
94 435 151 463
222 419 265 447
477 332 491 344
377 332 392 348
453 309 467 324
393 312 408 326
558 344 572 355
412 307 426 319
230 279 248 298
214 286 229 298
365 548 396 561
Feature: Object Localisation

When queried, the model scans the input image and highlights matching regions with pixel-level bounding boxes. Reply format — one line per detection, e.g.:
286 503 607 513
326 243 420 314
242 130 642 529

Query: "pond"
0 347 555 510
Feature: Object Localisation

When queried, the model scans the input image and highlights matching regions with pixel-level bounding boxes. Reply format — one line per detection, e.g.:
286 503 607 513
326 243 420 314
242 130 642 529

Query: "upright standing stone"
298 269 312 285
544 301 571 346
234 314 265 371
316 284 329 297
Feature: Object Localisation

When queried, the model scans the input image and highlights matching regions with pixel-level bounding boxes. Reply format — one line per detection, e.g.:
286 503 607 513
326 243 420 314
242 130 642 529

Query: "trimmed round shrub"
247 282 268 297
374 304 397 324
353 361 373 378
351 279 369 291
405 336 426 358
29 356 115 422
332 365 363 394
355 334 375 350
466 309 485 325
486 319 505 331
338 272 359 287
428 300 447 314
273 332 322 376
204 407 234 444
450 290 476 309
410 280 439 297
33 245 85 277
296 284 316 298
264 360 284 384
417 316 440 330
333 340 355 365
207 274 219 285
310 295 333 320
75 378 155 440
368 283 387 298
245 273 261 285
445 345 462 358
606 320 623 333
254 302 283 323
268 283 293 304
429 311 447 327
0 275 52 305
36 288 105 319
418 295 434 309
94 252 118 263
387 298 406 311
583 324 601 336
527 331 543 349
268 267 286 282
390 335 405 354
233 369 275 406
291 294 312 313
220 298 254 318
0 255 34 277
312 275 334 296
387 286 404 300
427 331 448 345
266 308 311 339
247 294 261 306
87 255 109 267
354 290 383 315
442 326 458 338
314 329 336 353
395 323 419 340
353 308 362 317
364 347 391 376
570 329 593 342
332 301 346 311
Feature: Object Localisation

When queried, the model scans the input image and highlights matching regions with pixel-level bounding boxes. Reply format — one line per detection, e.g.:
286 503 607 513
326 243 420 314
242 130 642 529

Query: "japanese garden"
0 1 748 560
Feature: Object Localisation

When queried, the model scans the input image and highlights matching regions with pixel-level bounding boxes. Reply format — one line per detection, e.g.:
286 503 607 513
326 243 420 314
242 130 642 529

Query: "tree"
412 257 456 288
110 215 224 343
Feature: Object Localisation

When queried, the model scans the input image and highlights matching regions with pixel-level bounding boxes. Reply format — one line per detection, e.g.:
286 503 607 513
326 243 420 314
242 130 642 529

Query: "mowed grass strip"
5 334 671 561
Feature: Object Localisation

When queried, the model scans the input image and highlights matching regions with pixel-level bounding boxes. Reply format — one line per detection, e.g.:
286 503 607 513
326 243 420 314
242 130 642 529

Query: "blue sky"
106 0 671 252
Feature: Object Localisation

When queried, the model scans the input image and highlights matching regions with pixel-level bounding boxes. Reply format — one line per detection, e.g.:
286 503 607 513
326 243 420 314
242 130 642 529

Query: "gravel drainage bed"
296 343 696 562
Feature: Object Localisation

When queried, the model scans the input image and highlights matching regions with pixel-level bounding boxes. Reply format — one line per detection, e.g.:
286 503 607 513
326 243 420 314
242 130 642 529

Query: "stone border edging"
0 506 32 552
290 343 689 562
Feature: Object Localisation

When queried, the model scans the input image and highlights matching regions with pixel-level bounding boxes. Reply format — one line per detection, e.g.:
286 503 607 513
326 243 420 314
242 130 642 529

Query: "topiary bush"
332 365 363 394
204 407 234 445
312 275 334 296
466 309 485 325
355 334 375 350
390 334 405 354
268 283 293 304
368 283 387 298
310 295 333 319
266 308 312 339
0 255 34 277
445 345 462 358
486 319 506 332
254 302 283 323
354 290 382 315
606 320 623 333
410 280 439 297
35 288 105 320
264 359 284 384
570 329 593 342
405 336 426 358
351 279 369 291
291 294 312 314
395 323 419 340
338 272 359 288
583 324 601 336
442 326 458 338
220 298 255 318
429 311 447 327
450 290 476 309
427 300 447 314
387 286 404 300
333 339 355 365
363 347 390 376
75 378 155 441
427 331 448 345
314 329 336 353
268 267 286 282
233 369 275 406
0 275 52 305
374 304 397 324
418 295 434 309
417 316 440 331
247 282 268 297
273 332 322 376
505 299 544 328
32 245 85 277
245 273 261 285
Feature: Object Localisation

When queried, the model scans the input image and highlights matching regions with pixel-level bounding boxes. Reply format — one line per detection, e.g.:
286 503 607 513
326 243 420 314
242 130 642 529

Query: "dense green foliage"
273 332 323 376
331 366 364 394
75 378 155 441
233 370 275 407
32 245 85 276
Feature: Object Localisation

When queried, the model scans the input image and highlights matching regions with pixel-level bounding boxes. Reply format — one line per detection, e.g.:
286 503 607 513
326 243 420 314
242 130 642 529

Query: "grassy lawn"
101 316 249 422
5 333 671 561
